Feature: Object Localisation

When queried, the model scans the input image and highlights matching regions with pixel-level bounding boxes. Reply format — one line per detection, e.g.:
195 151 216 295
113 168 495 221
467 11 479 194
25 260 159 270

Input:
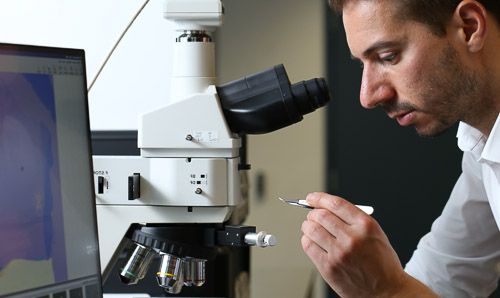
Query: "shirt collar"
457 113 500 163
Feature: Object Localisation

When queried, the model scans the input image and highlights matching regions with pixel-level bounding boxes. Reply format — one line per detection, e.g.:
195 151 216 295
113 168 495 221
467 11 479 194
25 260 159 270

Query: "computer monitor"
0 43 102 298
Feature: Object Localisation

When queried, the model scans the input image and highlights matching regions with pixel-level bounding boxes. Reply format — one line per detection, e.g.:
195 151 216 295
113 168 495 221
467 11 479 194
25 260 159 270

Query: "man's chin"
414 122 453 138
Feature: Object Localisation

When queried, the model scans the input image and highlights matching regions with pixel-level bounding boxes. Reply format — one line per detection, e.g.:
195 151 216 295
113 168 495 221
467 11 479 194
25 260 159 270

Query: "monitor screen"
0 43 102 298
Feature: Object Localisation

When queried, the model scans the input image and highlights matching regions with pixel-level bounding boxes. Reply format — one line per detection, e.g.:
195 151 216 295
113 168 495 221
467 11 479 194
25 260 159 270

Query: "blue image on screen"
0 72 68 282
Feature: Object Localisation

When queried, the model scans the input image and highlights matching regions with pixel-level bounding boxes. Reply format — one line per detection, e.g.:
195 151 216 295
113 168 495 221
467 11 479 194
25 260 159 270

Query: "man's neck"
471 110 499 138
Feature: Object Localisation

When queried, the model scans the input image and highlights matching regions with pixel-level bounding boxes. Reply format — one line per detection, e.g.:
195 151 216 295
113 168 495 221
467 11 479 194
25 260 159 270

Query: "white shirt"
405 113 500 297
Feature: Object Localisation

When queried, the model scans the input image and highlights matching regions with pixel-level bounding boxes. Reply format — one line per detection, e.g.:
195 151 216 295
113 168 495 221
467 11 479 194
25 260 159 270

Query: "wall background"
0 0 176 131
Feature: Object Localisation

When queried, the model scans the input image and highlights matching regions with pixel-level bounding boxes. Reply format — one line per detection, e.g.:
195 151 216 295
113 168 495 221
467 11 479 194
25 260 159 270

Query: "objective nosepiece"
216 64 331 134
118 242 155 285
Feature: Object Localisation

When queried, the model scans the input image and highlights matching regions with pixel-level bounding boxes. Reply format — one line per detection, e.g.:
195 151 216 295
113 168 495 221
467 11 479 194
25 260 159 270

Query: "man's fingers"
301 234 328 269
306 192 365 224
307 208 351 240
301 219 337 253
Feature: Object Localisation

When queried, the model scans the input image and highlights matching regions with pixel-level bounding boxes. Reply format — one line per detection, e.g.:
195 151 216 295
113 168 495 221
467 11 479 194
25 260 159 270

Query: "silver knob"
244 231 277 248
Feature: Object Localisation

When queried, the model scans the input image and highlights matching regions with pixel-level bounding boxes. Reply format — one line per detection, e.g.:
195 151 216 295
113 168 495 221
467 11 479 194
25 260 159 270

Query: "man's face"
343 0 488 137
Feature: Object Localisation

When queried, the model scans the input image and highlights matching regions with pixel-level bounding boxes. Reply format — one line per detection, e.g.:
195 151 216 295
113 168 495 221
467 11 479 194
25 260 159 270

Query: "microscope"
92 0 330 296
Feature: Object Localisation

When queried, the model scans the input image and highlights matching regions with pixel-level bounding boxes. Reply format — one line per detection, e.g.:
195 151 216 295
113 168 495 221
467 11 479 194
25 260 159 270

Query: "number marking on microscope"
193 131 219 143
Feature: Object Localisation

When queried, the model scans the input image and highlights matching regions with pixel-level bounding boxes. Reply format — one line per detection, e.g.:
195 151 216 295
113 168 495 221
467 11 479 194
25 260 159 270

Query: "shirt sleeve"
405 152 500 297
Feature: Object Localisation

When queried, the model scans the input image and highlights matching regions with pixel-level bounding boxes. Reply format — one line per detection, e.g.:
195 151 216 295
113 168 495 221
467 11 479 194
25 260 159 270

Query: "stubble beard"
388 44 488 138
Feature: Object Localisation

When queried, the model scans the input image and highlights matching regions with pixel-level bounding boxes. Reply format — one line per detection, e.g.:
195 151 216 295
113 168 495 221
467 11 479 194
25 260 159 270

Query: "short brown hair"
329 0 500 36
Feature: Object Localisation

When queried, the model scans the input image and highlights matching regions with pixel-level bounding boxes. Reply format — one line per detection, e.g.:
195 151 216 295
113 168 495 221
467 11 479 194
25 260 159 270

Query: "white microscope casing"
92 0 241 271
93 88 243 271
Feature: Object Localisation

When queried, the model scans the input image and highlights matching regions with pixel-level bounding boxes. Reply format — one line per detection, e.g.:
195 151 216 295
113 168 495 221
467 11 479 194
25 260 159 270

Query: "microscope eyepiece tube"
290 77 330 115
216 64 331 134
118 242 155 285
156 253 184 294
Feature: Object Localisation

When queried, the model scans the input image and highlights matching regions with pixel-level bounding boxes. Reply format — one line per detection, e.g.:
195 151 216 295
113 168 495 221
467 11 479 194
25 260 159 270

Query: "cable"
88 0 151 92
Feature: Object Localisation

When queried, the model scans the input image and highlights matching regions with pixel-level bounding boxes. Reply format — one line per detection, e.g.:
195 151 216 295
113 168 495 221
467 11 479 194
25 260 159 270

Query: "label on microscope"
194 131 219 143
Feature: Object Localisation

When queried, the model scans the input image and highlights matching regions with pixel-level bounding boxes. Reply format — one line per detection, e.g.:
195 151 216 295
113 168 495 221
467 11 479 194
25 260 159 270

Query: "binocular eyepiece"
217 64 331 134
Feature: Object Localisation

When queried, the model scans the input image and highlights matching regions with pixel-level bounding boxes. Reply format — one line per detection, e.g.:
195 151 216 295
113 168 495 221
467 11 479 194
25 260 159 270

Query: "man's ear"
452 0 488 53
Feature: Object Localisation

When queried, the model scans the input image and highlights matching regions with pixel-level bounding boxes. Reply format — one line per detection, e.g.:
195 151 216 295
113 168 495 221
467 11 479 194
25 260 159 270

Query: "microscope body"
93 85 243 265
91 0 330 296
93 0 261 295
93 88 251 296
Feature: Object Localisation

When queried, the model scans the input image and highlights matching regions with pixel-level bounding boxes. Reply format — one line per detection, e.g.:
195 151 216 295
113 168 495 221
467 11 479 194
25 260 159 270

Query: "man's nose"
359 67 395 109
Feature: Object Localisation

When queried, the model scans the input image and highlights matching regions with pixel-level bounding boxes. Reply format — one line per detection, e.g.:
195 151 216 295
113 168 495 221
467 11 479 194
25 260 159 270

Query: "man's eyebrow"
350 40 401 60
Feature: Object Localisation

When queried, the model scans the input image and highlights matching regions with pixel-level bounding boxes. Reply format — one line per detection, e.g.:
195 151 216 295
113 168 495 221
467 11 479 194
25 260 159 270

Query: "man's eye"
381 54 397 63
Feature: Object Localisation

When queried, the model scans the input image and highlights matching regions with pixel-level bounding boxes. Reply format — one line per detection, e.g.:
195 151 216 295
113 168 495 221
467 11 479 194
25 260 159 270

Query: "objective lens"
156 253 184 294
183 257 207 287
118 242 155 285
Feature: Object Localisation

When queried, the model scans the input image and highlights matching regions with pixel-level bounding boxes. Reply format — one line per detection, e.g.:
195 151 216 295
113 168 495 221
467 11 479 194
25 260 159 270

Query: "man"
301 0 500 297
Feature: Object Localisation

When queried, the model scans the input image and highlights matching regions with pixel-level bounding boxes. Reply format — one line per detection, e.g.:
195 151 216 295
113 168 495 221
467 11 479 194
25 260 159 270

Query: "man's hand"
301 192 437 297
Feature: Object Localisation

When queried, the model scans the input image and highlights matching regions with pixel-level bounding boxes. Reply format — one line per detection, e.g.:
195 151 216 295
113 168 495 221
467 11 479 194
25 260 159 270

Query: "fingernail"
306 192 318 203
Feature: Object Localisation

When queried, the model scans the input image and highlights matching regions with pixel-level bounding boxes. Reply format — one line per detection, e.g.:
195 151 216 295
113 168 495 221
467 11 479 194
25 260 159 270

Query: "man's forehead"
342 0 399 14
343 0 406 56
343 0 399 31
